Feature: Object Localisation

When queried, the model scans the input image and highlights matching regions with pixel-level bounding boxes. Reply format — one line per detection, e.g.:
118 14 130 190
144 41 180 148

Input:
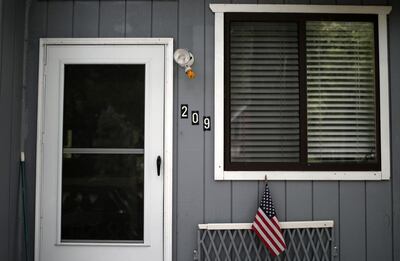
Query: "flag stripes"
252 222 280 256
255 210 286 250
258 210 286 247
252 184 287 256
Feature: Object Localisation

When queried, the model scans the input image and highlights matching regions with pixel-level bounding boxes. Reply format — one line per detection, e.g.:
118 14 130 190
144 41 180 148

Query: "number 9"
203 117 211 131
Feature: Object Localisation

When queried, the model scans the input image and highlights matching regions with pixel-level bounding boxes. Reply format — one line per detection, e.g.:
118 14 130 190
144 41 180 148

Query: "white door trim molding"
35 38 174 261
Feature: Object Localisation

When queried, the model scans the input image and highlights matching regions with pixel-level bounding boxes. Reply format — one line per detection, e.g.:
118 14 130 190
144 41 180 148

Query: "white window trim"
35 38 174 261
211 4 392 181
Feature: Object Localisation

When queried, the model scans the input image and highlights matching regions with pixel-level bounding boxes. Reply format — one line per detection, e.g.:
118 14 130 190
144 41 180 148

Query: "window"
211 5 391 180
62 65 145 241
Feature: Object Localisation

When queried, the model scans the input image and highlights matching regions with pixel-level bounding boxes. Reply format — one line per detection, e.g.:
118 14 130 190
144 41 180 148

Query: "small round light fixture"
174 49 196 79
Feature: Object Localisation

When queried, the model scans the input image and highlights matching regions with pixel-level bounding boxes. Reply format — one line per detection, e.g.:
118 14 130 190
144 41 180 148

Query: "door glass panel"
61 154 144 242
63 65 145 148
61 64 145 243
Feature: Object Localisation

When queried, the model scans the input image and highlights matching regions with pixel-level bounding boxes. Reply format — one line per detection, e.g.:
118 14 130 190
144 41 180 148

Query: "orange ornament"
186 69 196 79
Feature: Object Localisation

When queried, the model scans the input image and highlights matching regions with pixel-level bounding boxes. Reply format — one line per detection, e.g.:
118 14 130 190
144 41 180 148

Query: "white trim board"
198 221 334 230
209 4 392 14
39 38 173 45
212 6 391 181
223 171 382 181
34 38 174 261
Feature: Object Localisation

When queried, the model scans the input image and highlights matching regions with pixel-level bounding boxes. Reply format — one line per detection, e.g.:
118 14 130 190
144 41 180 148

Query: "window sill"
217 170 386 181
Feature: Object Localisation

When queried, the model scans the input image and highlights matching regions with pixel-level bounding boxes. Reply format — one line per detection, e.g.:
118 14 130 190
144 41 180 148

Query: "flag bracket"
333 246 339 257
193 249 199 260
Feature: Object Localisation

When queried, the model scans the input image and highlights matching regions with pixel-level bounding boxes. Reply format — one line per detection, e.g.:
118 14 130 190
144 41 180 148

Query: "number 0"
192 111 199 125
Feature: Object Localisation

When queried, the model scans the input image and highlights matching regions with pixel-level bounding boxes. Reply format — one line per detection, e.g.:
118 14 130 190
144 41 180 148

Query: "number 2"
181 104 188 118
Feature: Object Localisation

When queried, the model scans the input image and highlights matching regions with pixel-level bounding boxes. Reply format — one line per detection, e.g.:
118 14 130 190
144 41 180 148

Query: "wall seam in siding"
203 0 206 224
0 0 3 95
284 181 287 221
150 0 153 38
365 181 368 261
389 6 395 260
46 1 49 37
388 7 395 261
124 0 126 37
312 182 314 220
175 1 180 258
0 0 3 139
230 0 232 227
338 182 341 261
391 31 395 261
230 183 233 222
2 0 17 260
7 0 17 259
97 0 100 37
10 2 25 260
71 0 75 37
9 0 18 256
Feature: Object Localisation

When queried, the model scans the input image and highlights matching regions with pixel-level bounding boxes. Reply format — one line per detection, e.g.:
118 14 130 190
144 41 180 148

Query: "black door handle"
157 156 162 176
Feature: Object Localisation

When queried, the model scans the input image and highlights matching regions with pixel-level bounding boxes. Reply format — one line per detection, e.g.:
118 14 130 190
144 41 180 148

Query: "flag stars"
252 183 286 256
259 184 277 218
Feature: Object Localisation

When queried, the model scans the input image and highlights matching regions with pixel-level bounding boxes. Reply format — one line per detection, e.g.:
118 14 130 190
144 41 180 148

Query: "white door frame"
35 38 174 261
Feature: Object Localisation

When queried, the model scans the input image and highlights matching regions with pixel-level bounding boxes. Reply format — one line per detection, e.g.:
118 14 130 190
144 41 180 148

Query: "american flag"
252 183 287 257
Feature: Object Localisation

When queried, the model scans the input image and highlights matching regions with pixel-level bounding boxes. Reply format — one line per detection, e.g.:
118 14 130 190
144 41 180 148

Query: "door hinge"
43 47 48 66
41 131 45 145
43 46 48 77
43 72 47 88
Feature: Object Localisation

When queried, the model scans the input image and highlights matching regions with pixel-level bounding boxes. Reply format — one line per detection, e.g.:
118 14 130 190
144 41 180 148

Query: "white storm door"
39 44 164 261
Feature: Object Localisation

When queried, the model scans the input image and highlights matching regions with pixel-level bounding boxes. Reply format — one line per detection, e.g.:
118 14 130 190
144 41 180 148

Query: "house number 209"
180 104 211 131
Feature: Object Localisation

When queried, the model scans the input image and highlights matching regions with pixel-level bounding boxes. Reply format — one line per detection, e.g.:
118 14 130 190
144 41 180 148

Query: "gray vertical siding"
73 1 99 37
0 0 25 260
389 0 400 259
99 1 126 37
0 0 398 260
204 0 232 227
24 1 47 260
177 0 205 260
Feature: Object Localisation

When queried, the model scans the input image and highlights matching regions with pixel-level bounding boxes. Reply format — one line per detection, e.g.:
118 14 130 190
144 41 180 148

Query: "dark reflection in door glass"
61 154 144 242
63 65 145 148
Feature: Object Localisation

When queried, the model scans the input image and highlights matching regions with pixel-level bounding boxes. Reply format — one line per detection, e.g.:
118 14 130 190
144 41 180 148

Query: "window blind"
306 21 377 163
229 22 300 163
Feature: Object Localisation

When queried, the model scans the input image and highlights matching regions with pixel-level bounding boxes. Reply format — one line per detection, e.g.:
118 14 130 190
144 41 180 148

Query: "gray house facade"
0 0 399 261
